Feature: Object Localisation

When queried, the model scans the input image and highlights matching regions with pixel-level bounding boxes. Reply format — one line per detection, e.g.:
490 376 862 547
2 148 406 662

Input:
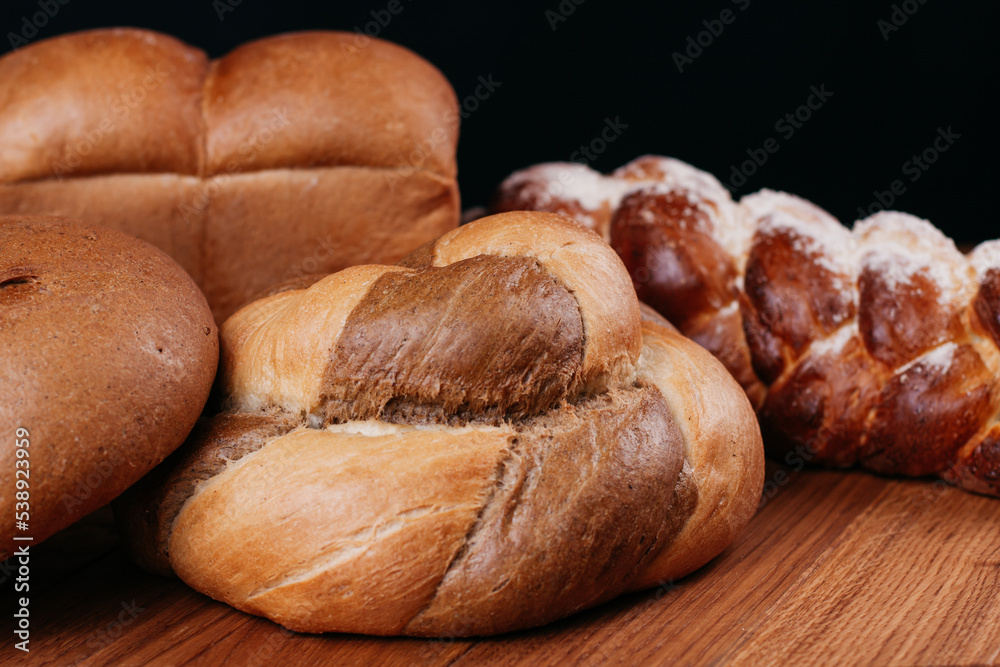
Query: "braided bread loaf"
118 212 763 636
493 156 1000 497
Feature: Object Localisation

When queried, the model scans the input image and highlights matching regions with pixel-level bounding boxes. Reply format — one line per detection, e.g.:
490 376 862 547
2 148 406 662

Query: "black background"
1 0 996 243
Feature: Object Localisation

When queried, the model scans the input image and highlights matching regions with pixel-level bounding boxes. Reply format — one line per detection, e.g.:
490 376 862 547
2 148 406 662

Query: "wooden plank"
449 467 888 666
2 467 997 666
726 480 1000 666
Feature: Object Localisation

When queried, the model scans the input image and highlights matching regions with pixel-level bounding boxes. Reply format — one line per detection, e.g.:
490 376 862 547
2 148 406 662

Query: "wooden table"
5 462 999 666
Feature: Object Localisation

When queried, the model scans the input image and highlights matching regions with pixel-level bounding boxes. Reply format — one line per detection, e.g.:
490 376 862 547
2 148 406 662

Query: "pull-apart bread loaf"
1 217 218 560
0 29 460 323
494 156 1000 497
119 212 763 636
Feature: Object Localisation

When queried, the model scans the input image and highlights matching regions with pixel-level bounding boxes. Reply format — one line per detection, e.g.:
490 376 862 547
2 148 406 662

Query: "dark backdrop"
2 0 995 243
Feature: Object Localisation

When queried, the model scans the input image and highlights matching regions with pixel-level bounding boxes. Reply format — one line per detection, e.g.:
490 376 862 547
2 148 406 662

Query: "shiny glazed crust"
492 156 1000 497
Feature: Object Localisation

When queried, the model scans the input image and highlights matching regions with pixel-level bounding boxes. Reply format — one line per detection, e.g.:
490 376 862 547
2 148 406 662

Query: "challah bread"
492 156 1000 497
0 217 218 560
118 212 764 636
0 29 460 323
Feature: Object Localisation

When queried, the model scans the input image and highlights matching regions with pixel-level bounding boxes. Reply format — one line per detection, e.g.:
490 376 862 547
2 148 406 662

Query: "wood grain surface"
3 462 999 666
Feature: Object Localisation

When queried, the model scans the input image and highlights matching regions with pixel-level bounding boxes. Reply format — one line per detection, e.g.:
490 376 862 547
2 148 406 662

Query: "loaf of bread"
118 212 764 636
493 156 1000 497
0 217 218 560
0 28 460 323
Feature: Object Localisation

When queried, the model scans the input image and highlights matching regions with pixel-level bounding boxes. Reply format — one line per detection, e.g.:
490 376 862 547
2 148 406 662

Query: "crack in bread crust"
117 212 763 637
403 384 688 636
116 410 299 576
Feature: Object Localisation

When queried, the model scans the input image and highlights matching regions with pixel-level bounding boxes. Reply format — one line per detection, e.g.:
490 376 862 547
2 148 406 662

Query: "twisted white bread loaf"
0 29 460 323
493 156 1000 497
118 212 763 636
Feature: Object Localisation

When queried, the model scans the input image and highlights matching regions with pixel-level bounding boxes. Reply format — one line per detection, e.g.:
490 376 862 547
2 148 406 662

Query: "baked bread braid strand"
118 212 763 637
493 156 1000 497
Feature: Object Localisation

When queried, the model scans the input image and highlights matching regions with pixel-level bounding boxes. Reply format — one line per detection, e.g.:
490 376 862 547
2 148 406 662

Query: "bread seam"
195 60 212 276
0 164 455 187
159 420 300 568
401 441 519 631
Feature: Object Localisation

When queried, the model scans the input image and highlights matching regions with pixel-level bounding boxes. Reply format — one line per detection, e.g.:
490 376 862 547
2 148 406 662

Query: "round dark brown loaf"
0 28 460 322
118 211 764 636
492 156 1000 497
0 216 218 559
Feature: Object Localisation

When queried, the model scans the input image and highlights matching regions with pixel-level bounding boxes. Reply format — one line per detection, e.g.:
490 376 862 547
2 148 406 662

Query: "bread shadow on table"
12 458 798 655
14 460 983 665
16 516 724 661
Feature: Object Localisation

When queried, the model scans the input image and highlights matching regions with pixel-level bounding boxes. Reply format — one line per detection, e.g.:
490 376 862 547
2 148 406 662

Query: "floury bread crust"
0 29 460 322
119 212 764 637
492 156 1000 497
0 217 218 560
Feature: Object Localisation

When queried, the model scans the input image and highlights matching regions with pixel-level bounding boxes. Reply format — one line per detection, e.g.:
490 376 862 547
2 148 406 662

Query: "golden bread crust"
0 28 460 323
492 156 1000 497
118 212 763 636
